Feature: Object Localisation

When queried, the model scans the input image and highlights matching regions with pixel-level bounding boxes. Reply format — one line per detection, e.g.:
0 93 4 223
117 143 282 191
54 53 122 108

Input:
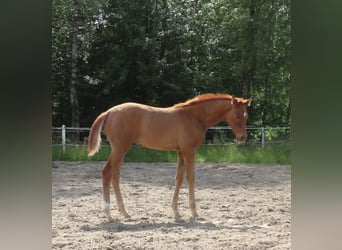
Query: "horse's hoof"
189 213 199 222
175 215 185 223
122 213 131 219
106 216 114 222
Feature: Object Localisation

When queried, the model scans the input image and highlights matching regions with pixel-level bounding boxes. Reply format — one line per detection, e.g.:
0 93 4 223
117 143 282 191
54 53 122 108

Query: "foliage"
52 0 291 128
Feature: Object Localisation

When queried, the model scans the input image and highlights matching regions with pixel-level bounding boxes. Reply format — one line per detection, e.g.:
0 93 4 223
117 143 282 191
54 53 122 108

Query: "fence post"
261 127 265 149
62 125 66 153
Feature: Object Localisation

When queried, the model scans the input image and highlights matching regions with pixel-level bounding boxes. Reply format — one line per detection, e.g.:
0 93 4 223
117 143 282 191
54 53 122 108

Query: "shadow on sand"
80 217 220 233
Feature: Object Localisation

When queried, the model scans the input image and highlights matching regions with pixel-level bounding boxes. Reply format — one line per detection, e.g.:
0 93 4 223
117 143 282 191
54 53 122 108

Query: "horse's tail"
88 111 108 156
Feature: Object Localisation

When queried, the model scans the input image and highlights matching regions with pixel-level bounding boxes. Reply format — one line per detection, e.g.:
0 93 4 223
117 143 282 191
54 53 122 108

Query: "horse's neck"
191 100 232 129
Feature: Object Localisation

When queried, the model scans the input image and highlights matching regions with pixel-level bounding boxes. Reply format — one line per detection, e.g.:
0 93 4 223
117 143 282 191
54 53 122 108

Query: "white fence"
52 125 290 152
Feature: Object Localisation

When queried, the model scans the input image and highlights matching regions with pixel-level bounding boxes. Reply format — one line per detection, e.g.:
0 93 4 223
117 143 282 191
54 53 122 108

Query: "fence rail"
52 125 290 152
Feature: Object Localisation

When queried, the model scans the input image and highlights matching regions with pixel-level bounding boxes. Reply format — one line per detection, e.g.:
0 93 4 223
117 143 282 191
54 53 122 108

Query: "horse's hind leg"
171 152 185 221
111 165 130 218
110 149 130 219
102 150 129 221
102 160 114 221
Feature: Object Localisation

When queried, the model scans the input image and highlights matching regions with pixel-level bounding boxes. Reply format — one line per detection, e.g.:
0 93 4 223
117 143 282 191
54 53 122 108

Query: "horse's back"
102 102 195 150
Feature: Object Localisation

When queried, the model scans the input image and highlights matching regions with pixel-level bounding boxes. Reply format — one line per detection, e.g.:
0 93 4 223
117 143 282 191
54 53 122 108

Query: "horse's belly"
135 134 178 151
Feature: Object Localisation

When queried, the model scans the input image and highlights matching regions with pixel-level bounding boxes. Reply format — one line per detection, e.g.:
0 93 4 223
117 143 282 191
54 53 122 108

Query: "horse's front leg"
184 151 199 220
171 152 185 221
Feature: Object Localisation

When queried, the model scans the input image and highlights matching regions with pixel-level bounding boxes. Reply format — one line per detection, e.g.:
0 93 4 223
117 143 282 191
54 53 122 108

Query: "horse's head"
226 96 252 144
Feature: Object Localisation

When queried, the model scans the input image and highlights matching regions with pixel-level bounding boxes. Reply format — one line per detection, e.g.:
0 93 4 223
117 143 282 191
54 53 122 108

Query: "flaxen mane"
173 93 233 108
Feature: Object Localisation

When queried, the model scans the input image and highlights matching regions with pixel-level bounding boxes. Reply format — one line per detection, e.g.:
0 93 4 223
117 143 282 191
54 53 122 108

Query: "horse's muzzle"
234 134 247 144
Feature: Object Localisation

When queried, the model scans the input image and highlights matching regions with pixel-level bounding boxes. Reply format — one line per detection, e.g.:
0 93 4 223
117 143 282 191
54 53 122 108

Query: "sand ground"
52 161 291 249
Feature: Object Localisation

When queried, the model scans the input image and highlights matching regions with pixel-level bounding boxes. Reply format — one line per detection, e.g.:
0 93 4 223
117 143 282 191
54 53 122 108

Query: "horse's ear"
247 98 252 107
231 95 236 105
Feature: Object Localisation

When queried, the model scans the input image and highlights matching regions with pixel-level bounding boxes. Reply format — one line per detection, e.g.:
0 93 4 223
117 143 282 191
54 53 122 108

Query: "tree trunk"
261 72 270 127
69 0 81 144
70 0 80 129
241 0 257 98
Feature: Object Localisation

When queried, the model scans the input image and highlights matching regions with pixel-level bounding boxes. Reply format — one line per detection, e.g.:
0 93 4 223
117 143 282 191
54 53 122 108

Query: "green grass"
52 143 290 164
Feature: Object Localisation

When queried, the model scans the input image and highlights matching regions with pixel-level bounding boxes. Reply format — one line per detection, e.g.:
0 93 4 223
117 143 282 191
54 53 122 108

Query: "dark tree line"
52 0 291 127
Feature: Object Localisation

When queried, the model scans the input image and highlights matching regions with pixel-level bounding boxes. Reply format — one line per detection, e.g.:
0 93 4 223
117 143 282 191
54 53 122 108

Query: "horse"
88 93 252 222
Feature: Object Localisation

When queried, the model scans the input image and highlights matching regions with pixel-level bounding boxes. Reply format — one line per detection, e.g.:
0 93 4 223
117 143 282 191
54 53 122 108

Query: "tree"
70 0 81 128
52 0 291 127
52 0 108 126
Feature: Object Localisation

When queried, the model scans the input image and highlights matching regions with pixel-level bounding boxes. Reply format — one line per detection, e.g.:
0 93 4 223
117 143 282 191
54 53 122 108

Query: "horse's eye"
236 111 247 119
